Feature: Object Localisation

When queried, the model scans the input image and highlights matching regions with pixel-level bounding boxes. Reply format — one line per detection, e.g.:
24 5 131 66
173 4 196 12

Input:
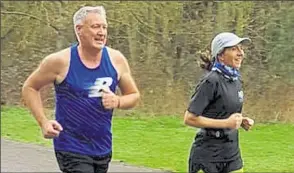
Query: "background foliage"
1 1 293 122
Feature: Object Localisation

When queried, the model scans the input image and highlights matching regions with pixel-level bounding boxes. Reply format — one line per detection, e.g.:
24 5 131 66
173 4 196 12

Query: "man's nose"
97 27 105 34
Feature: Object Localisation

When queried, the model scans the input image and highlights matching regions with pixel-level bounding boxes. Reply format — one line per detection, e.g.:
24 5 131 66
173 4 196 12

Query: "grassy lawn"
1 106 294 172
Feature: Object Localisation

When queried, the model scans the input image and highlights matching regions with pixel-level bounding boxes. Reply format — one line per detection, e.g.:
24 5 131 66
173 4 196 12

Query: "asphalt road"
1 139 168 172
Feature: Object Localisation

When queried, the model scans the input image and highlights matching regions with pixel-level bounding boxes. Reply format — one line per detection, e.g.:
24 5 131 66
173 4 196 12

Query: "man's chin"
93 44 104 50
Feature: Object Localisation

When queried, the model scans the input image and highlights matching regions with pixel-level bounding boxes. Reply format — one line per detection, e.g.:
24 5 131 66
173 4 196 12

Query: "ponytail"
200 53 213 71
199 38 215 71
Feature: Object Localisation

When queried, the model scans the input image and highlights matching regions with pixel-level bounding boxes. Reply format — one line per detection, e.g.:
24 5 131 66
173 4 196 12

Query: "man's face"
76 12 108 50
219 44 245 69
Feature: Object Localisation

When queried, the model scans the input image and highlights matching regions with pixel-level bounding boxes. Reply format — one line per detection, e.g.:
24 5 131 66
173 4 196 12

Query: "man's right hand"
41 120 63 139
226 113 243 129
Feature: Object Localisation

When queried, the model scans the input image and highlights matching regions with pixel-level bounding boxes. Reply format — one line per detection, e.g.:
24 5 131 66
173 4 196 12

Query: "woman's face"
219 44 245 69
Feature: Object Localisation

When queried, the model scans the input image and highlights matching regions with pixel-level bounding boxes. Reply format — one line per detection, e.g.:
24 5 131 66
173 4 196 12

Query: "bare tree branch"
58 0 65 6
1 28 14 41
129 10 163 36
246 27 270 44
135 27 162 46
107 17 132 28
40 1 50 25
1 11 60 33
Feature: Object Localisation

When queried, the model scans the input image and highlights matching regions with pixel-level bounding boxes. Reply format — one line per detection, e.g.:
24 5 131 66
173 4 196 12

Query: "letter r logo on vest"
88 77 113 97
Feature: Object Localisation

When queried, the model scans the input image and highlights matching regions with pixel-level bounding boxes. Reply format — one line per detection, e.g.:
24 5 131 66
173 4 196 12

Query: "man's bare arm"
22 54 61 127
116 52 140 109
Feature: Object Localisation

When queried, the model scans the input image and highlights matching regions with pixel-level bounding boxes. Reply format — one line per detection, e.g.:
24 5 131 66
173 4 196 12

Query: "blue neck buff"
211 61 240 81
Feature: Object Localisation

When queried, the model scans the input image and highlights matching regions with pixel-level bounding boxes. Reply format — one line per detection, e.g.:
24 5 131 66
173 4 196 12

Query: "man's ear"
76 24 82 35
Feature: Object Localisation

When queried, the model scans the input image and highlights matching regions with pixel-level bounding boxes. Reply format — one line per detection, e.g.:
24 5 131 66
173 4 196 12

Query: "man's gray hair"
73 6 107 38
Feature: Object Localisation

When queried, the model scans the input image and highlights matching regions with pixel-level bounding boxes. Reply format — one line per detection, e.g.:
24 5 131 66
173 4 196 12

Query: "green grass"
1 106 294 172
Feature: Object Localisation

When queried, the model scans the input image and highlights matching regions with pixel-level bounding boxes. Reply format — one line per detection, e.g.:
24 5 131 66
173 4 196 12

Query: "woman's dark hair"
199 38 215 71
200 52 213 71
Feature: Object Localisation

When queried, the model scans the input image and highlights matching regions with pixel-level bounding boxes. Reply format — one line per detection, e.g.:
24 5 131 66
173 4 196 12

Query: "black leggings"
55 151 112 173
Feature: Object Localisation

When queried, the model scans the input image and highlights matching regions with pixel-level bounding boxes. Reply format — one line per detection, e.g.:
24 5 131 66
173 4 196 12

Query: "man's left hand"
101 88 120 109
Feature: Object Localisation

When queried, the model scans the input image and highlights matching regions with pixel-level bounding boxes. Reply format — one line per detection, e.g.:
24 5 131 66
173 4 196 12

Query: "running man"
22 6 140 173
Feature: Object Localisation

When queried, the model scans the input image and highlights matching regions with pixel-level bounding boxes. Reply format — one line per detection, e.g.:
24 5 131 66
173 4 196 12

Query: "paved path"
1 139 168 172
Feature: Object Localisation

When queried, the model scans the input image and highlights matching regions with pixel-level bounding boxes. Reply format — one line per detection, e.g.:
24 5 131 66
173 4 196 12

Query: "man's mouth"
94 37 104 43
